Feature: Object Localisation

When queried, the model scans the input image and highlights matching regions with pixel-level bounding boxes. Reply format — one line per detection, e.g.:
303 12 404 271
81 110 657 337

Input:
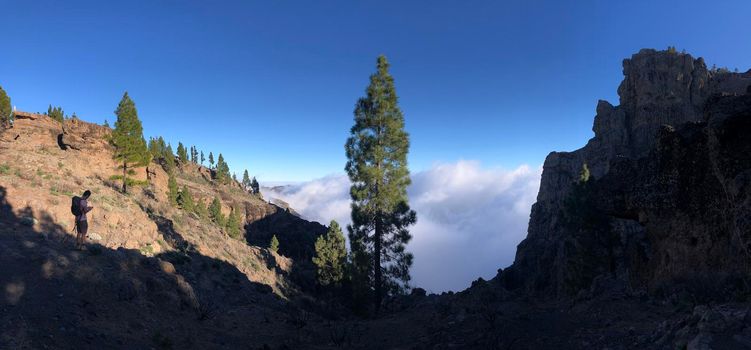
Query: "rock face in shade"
498 49 751 297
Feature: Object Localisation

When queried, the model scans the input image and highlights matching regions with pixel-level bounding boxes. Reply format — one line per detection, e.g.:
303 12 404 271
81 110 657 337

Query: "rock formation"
499 49 751 298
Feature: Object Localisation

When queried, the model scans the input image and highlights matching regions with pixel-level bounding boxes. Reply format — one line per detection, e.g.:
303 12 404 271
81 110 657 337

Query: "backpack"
71 196 83 216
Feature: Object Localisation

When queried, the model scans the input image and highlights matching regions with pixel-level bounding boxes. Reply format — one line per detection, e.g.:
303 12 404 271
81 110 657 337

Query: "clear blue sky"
2 1 749 182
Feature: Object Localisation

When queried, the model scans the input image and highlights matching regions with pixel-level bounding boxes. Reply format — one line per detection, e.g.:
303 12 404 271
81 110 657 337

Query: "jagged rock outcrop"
60 117 112 151
499 49 751 297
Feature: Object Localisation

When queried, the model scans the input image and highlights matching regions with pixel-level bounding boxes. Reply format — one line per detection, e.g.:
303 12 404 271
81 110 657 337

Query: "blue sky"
2 0 750 182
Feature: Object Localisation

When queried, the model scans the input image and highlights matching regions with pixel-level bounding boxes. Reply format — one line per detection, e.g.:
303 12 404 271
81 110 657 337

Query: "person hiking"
72 190 93 249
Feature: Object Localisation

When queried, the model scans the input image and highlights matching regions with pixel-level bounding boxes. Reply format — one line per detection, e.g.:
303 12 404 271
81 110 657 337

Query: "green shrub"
270 234 279 253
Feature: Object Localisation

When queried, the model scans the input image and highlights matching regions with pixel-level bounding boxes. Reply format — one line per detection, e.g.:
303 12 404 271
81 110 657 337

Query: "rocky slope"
0 112 339 348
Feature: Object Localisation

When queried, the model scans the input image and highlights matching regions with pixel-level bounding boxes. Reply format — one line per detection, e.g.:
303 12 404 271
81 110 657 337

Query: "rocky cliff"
499 49 751 298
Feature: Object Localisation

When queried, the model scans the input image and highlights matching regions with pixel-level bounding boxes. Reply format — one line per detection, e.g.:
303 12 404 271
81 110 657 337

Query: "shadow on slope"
245 206 327 262
245 206 328 293
0 185 300 349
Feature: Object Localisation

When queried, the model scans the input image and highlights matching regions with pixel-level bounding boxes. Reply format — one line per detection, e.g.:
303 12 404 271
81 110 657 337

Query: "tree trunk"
122 161 127 193
374 136 383 316
374 214 382 315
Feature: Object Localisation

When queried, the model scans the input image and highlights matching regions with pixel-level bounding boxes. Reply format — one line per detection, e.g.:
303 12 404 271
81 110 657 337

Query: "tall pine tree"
200 151 205 166
110 92 149 193
345 55 417 314
209 152 215 169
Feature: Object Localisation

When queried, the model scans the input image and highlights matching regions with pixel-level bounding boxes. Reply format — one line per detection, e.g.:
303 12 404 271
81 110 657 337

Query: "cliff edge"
500 49 751 298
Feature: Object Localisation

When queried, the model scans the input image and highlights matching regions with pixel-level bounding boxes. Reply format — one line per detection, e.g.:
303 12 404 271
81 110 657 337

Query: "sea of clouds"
261 160 542 293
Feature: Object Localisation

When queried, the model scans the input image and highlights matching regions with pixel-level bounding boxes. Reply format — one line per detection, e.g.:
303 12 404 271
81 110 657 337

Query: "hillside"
0 112 316 293
0 113 338 348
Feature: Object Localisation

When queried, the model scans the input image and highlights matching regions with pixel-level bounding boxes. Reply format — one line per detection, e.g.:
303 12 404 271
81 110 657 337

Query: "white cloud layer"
261 160 542 292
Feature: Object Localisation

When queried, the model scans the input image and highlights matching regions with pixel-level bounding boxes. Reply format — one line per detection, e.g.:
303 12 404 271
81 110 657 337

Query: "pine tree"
313 220 348 287
47 105 64 123
251 177 260 194
345 55 417 313
0 85 11 127
242 170 251 191
148 137 159 158
148 137 163 159
215 153 230 184
269 235 280 253
110 92 149 194
209 196 225 226
163 143 176 173
103 119 110 128
177 185 195 212
177 142 188 164
200 151 205 166
167 173 179 206
157 137 167 155
225 206 242 239
208 152 215 169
